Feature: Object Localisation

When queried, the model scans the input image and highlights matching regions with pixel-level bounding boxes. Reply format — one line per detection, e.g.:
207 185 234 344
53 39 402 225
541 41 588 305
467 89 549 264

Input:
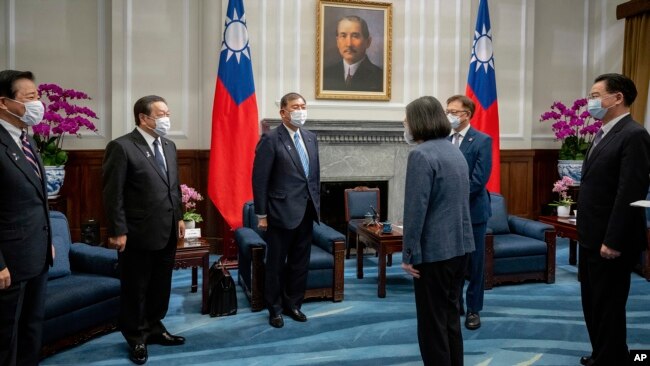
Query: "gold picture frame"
316 0 392 101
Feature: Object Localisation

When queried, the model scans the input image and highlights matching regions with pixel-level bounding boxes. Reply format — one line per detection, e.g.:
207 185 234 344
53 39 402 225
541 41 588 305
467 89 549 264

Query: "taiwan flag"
208 0 259 229
466 0 500 193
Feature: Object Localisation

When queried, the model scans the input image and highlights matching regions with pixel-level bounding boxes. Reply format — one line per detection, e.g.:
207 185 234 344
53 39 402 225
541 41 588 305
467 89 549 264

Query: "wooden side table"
174 238 210 314
356 224 403 298
539 215 578 265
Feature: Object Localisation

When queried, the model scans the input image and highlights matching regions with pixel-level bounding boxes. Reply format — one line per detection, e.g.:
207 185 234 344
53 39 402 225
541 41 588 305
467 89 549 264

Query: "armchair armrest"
69 243 119 278
235 227 266 264
312 223 345 254
508 216 554 241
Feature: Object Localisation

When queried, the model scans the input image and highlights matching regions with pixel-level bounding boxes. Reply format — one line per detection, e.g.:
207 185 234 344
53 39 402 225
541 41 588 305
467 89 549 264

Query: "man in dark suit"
446 95 492 331
577 73 650 366
252 92 320 328
0 69 52 366
103 95 185 365
323 15 383 92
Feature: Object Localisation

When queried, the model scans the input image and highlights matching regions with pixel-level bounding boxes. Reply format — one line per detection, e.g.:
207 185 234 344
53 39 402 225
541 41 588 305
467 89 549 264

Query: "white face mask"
289 110 307 127
403 126 416 145
447 114 461 129
8 99 44 126
153 116 171 136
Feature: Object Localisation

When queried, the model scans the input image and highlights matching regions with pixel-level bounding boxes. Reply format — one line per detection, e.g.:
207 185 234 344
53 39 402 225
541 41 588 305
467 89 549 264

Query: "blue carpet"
41 238 650 365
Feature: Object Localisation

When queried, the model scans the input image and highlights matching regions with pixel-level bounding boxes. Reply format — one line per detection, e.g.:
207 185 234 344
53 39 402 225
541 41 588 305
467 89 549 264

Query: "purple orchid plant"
33 83 98 166
539 98 601 160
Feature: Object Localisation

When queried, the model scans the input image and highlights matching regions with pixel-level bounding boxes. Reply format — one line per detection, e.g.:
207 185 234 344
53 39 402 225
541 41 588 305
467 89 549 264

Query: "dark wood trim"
617 0 650 20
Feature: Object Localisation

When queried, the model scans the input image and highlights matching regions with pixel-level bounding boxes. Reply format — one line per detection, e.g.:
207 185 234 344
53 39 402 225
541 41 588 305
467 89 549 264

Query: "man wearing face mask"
446 95 492 331
576 74 650 366
252 92 320 328
0 70 52 366
103 95 185 364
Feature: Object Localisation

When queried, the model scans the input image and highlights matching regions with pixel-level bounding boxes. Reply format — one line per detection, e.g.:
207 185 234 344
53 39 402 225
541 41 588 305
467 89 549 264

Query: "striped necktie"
293 132 309 177
153 139 167 173
20 130 42 180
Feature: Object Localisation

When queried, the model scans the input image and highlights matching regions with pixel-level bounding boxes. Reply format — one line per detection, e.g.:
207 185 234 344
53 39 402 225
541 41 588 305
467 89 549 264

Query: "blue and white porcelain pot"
557 160 583 185
44 165 66 198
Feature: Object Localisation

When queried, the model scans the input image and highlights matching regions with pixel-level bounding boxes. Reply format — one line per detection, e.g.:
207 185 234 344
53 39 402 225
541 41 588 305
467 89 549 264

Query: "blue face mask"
587 94 615 120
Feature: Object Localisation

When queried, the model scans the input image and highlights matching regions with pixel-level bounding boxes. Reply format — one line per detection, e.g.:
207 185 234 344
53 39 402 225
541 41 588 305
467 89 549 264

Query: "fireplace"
262 118 409 230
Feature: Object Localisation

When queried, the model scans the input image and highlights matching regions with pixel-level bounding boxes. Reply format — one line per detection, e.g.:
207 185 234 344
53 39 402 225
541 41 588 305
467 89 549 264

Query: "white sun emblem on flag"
221 9 250 63
470 24 494 73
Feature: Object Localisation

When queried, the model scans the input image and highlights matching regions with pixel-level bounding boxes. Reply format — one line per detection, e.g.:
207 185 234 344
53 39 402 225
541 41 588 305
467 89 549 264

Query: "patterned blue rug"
41 238 650 365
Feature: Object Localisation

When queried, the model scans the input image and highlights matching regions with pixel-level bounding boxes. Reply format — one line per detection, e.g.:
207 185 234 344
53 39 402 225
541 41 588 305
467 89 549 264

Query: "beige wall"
0 0 626 150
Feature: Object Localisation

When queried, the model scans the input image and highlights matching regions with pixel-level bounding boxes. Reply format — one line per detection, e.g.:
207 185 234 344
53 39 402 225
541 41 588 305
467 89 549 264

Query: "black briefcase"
207 260 237 317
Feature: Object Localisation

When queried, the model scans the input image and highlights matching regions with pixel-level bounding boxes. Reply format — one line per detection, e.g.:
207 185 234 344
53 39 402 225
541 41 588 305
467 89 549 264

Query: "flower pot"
184 219 195 229
557 160 583 185
44 165 66 198
557 205 571 218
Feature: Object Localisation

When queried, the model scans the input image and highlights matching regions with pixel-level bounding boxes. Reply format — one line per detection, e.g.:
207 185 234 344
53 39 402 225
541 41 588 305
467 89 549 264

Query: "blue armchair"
485 193 556 289
344 186 380 259
235 201 345 311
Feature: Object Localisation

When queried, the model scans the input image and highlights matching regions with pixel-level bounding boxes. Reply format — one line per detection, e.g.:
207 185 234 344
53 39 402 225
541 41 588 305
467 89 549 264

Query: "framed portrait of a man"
316 0 392 101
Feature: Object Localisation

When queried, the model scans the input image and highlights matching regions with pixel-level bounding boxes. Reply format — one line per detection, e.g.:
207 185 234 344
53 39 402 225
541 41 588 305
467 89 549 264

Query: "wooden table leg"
201 252 209 314
357 236 364 279
569 239 577 265
378 242 386 298
191 267 198 293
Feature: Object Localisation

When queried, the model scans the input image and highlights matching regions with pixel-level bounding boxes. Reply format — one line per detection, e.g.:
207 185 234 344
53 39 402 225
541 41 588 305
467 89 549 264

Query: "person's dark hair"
0 70 35 99
446 95 475 118
335 15 370 39
406 96 450 141
280 92 305 109
133 95 167 126
594 73 637 106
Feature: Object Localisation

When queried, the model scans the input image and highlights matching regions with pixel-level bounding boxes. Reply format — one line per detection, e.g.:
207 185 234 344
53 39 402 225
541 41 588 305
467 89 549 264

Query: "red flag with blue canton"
208 0 259 229
465 0 500 193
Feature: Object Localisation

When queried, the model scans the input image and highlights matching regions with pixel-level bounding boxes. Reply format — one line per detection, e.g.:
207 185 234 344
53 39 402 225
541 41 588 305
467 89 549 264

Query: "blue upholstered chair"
235 201 346 311
484 193 557 289
344 186 380 259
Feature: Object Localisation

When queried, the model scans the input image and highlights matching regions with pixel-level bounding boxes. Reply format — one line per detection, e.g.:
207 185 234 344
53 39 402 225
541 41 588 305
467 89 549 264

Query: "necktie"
588 129 604 159
453 133 461 147
345 69 352 86
293 132 310 178
20 131 42 180
153 139 167 173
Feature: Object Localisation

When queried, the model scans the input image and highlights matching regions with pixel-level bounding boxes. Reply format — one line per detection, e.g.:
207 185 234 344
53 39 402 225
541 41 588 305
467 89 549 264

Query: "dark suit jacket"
323 57 383 92
457 127 492 224
252 124 320 230
577 115 650 253
0 123 52 282
102 129 183 251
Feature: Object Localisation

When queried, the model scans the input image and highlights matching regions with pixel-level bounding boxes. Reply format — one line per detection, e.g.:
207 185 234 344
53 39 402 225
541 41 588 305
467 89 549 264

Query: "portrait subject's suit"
0 121 52 365
577 114 650 364
323 57 383 92
402 138 474 366
252 124 320 315
102 128 183 346
451 126 492 314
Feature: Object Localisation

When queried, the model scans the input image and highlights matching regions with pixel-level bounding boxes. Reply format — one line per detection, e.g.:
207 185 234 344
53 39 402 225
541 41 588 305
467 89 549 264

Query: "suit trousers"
414 254 468 366
118 226 177 346
264 202 314 316
0 269 48 366
579 245 636 365
460 222 486 313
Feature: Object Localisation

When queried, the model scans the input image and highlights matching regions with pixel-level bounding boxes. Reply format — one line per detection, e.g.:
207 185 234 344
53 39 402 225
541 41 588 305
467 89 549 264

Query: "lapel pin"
287 145 292 151
146 151 151 158
468 137 474 142
12 152 18 161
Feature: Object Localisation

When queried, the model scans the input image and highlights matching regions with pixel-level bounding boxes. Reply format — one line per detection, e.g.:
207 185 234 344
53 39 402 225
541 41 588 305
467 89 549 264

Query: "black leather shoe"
579 356 593 365
269 314 284 328
148 331 185 346
129 343 148 365
283 308 308 322
465 312 481 330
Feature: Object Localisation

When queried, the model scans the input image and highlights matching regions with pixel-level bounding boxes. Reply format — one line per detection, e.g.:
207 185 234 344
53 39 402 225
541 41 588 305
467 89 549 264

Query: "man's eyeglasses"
445 110 468 116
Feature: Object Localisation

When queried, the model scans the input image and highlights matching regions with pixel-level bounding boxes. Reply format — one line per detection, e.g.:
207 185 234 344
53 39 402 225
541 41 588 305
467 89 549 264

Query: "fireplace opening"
320 180 389 236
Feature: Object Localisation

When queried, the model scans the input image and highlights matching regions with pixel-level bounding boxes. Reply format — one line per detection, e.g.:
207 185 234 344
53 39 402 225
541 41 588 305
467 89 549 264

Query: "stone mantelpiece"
261 119 410 222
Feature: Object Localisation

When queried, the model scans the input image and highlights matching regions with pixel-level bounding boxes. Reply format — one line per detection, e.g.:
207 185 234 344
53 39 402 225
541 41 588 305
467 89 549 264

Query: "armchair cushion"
69 243 119 278
48 211 72 279
492 234 548 258
508 216 554 242
313 223 346 255
487 194 510 234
